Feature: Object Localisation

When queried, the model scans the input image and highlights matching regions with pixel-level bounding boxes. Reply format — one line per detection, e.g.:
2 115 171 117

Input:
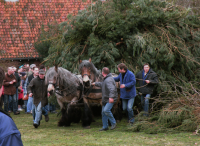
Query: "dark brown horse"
79 58 122 126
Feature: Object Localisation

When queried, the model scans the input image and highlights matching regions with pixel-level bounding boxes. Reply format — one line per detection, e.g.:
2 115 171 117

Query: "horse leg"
57 98 72 127
81 99 92 128
58 107 69 126
70 106 82 123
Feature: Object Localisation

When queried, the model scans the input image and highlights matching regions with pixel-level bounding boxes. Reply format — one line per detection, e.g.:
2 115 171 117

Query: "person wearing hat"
28 69 49 128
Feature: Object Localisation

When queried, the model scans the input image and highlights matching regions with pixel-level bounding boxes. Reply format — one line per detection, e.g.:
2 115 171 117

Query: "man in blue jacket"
0 67 23 145
114 63 136 124
0 109 23 146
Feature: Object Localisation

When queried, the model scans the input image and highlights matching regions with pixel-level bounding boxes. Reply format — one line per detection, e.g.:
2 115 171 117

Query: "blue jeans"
8 95 12 111
141 94 151 116
102 103 116 129
9 89 18 111
32 102 48 121
48 103 56 112
33 102 42 125
16 89 18 107
42 105 49 116
122 97 135 123
4 94 18 113
27 96 33 112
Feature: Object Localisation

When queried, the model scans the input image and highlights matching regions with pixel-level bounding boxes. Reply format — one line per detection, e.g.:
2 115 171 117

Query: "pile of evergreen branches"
35 0 200 132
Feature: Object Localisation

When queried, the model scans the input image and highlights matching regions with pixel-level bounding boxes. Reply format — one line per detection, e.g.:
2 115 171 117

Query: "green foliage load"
35 0 200 132
35 0 200 89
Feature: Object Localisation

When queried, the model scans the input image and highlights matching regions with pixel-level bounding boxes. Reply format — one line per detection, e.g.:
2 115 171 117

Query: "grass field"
11 110 200 146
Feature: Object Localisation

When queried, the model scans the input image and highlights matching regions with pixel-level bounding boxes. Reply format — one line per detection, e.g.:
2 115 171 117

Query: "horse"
79 58 122 124
45 66 84 127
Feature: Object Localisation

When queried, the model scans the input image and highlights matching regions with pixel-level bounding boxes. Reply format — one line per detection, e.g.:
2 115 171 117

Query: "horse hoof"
84 126 90 129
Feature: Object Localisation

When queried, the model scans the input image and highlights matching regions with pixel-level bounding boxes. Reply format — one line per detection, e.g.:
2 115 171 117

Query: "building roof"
0 0 91 60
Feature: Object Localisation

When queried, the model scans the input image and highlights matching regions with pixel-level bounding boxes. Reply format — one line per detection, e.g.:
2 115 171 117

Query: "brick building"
0 0 91 64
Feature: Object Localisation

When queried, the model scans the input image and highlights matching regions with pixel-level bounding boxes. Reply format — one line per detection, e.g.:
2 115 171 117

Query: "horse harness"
81 70 103 100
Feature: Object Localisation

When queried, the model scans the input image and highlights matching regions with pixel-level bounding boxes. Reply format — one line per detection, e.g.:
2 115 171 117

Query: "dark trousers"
4 94 18 113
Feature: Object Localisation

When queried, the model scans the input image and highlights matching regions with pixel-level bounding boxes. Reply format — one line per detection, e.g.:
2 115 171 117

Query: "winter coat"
95 73 118 106
14 72 21 88
113 69 136 99
136 69 158 94
27 74 34 83
27 76 48 107
0 111 23 146
3 73 16 95
23 74 35 95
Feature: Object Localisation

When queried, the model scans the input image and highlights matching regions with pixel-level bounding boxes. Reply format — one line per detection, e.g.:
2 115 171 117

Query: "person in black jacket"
13 67 21 112
92 67 118 131
28 69 48 128
136 63 158 116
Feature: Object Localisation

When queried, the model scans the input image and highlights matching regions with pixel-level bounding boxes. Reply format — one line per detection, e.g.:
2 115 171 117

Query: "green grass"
11 111 200 146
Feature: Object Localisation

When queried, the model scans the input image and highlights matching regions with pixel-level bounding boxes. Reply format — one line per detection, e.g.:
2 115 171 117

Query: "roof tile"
0 0 90 60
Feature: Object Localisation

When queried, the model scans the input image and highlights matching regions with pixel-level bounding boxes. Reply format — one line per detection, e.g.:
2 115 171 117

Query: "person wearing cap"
28 69 49 128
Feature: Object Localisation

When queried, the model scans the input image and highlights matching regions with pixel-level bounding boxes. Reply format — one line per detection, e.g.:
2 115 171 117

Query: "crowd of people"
92 63 158 131
0 64 57 128
0 62 158 132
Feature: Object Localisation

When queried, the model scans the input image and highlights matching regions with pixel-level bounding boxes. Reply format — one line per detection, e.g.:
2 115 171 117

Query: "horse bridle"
48 73 60 89
82 74 91 79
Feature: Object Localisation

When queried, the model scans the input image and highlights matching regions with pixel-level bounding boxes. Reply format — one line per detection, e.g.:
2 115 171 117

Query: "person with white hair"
3 67 20 115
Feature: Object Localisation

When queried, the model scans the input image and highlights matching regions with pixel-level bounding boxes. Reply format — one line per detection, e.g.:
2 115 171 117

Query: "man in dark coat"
136 63 158 116
92 67 118 131
113 63 136 124
28 69 48 128
3 67 20 115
